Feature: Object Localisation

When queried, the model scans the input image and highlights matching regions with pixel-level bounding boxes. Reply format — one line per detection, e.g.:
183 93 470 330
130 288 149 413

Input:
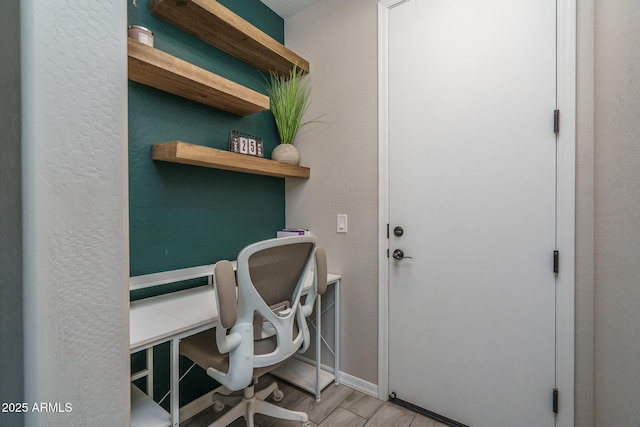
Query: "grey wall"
285 0 380 386
593 0 640 425
20 0 130 425
575 0 596 425
0 0 24 425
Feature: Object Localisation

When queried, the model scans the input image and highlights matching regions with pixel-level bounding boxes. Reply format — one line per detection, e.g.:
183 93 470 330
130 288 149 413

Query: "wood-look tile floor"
181 374 448 427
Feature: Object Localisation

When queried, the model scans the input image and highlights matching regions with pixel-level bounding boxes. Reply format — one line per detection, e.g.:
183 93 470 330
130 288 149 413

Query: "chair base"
209 381 309 427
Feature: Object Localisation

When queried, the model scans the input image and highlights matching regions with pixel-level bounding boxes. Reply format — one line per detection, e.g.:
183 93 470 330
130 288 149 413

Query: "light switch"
337 214 348 233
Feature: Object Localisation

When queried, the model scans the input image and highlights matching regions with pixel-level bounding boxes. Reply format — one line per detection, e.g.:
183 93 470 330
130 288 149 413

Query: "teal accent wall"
128 0 285 407
129 0 285 280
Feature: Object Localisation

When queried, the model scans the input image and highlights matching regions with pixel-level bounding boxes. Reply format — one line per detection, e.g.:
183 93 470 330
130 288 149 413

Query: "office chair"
179 236 328 427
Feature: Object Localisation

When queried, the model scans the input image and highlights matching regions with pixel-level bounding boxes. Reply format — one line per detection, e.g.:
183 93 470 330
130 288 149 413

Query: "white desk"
130 270 341 427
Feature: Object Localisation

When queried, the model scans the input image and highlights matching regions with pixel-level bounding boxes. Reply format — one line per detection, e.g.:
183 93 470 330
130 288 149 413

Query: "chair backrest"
211 236 321 390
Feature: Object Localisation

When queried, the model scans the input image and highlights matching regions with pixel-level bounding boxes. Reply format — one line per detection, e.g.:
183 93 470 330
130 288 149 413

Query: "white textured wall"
285 0 379 384
593 0 640 425
21 0 130 425
0 0 24 425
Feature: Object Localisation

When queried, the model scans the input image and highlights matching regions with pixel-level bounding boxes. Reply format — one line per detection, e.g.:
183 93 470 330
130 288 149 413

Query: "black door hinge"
553 250 559 274
554 110 560 134
553 388 559 413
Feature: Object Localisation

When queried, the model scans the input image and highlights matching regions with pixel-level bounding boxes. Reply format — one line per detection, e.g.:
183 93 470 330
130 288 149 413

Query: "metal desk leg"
315 294 322 400
146 348 154 399
170 338 180 427
334 279 340 384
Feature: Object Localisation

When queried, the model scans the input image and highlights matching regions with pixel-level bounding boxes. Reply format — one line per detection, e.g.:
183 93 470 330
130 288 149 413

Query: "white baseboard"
337 371 379 399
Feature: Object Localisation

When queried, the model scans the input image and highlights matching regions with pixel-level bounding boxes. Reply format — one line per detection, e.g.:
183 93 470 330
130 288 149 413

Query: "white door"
387 1 557 426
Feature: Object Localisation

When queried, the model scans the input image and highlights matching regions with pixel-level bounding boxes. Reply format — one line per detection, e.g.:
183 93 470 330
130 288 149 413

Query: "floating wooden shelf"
150 0 309 77
152 141 310 179
127 38 269 116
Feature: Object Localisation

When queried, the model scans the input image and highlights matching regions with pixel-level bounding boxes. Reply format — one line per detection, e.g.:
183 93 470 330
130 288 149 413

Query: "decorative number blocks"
228 130 264 158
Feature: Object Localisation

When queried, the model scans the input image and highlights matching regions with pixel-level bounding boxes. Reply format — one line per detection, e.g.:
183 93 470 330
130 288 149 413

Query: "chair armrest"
215 325 242 353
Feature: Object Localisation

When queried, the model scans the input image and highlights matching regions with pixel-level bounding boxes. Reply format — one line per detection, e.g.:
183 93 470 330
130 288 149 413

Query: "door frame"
376 1 576 426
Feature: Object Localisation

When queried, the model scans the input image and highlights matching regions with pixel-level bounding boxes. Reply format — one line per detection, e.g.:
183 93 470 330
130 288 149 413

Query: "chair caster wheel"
212 400 225 413
272 389 284 402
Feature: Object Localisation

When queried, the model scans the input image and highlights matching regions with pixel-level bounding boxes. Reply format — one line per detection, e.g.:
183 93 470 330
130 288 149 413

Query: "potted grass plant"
265 66 317 165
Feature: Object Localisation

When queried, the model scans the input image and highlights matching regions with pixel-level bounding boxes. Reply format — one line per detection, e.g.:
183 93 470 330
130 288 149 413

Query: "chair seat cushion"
179 328 286 378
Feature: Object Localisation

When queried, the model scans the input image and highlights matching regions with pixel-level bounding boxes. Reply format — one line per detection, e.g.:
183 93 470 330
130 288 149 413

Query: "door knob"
393 226 404 237
392 249 413 260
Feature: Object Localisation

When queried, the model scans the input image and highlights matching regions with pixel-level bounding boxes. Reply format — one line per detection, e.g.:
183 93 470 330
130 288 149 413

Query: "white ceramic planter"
271 144 300 165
